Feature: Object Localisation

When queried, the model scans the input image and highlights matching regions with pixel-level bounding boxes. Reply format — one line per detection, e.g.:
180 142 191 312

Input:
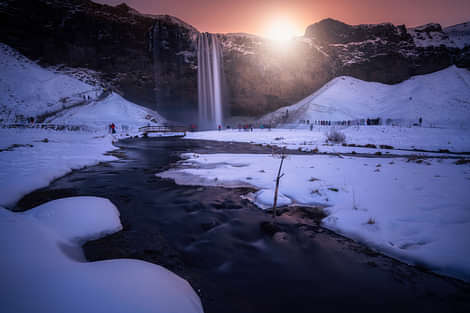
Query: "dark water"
16 138 470 313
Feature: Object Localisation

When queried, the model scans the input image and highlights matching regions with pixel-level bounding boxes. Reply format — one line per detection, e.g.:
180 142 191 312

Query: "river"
15 137 470 313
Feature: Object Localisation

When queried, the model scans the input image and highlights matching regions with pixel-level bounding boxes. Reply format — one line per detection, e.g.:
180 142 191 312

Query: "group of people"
299 119 377 126
189 124 271 132
236 124 274 131
190 116 424 133
237 124 254 131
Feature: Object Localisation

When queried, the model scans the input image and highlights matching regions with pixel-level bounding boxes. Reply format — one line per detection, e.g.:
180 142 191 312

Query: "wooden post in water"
272 150 286 219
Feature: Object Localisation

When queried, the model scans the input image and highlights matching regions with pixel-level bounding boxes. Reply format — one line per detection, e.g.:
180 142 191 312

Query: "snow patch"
0 128 116 208
0 197 203 313
248 189 292 210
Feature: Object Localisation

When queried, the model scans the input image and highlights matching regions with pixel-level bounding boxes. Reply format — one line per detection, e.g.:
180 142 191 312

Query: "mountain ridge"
1 0 469 118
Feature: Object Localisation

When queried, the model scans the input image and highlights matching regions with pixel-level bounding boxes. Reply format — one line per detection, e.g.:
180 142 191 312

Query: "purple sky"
94 0 470 36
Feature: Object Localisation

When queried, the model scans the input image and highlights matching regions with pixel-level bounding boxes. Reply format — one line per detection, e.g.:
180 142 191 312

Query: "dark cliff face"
0 1 468 118
0 0 198 120
220 34 338 116
305 18 410 45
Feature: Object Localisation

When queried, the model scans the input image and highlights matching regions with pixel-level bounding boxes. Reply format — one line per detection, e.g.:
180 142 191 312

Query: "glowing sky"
95 0 470 38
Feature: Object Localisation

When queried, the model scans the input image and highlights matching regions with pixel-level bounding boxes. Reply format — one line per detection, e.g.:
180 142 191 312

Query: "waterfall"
198 33 224 129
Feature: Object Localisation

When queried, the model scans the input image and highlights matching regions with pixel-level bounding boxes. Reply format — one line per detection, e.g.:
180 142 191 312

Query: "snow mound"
261 66 470 128
251 189 292 210
25 197 122 244
46 92 165 129
0 197 203 313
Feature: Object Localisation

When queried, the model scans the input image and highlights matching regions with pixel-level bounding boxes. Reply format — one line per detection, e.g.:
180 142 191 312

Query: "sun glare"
264 17 302 41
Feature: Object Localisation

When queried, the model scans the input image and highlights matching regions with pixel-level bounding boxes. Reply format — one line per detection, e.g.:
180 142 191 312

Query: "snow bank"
185 127 470 153
0 197 203 313
261 66 470 129
158 153 470 282
0 128 116 208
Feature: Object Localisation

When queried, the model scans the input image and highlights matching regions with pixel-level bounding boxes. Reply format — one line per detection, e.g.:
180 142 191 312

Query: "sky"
95 0 470 38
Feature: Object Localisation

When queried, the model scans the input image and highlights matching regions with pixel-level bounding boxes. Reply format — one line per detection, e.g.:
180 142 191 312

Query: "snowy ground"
185 126 470 154
0 197 203 313
158 152 470 282
0 128 119 208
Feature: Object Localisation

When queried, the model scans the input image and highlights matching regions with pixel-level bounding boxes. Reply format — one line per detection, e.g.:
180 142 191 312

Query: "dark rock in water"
201 219 220 231
260 221 282 236
455 159 470 165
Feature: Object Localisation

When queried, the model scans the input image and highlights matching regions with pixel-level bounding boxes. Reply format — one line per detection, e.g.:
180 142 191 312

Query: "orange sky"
96 0 470 36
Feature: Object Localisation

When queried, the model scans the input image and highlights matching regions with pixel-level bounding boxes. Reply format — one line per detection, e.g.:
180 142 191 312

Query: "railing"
138 125 187 135
0 123 90 132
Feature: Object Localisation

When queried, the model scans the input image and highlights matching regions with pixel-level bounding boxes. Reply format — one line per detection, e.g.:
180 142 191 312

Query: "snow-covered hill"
0 43 164 128
261 66 470 128
45 93 165 129
0 43 96 122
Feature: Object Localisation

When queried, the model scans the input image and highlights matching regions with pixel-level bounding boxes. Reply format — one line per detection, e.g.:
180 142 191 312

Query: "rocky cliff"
1 1 469 118
0 0 198 120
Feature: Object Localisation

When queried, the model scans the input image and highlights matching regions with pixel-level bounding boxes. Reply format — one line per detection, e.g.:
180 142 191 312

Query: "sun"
264 17 302 41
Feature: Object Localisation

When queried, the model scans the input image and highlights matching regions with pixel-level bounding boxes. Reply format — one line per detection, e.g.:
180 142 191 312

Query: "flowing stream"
15 138 470 313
